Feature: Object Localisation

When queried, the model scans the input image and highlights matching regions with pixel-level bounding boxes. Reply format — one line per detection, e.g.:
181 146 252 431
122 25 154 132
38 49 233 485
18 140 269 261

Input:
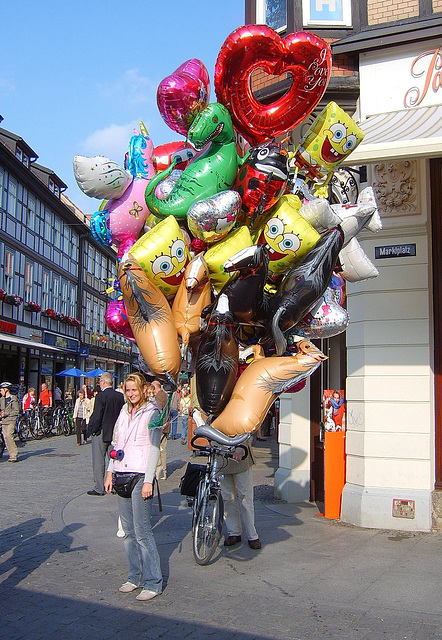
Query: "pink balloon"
157 59 210 136
108 178 150 245
105 299 136 342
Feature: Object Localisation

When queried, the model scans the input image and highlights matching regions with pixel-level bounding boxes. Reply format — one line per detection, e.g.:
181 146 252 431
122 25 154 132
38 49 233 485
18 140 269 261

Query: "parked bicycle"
52 404 74 436
15 411 32 442
181 410 249 565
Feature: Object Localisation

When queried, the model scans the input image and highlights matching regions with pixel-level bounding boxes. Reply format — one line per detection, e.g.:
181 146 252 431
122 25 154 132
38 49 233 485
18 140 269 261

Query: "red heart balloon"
157 59 210 136
215 25 331 146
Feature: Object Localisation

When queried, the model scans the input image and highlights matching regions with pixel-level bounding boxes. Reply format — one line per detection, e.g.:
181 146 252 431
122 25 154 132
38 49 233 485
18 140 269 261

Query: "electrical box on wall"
392 499 415 519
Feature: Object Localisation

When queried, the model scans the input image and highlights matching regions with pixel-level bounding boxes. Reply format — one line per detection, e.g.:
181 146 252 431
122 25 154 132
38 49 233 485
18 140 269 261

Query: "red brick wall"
249 38 356 94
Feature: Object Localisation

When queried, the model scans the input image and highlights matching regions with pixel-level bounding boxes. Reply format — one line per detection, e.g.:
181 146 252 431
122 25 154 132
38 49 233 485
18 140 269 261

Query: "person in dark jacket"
86 372 125 496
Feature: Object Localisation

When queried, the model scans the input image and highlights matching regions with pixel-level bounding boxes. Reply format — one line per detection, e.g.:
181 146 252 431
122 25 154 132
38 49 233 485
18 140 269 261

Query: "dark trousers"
91 434 111 494
75 418 87 445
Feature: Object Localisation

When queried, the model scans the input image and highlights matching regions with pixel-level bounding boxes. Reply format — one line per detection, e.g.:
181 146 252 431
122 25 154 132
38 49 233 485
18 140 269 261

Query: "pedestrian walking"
0 382 20 463
86 372 125 496
73 390 91 446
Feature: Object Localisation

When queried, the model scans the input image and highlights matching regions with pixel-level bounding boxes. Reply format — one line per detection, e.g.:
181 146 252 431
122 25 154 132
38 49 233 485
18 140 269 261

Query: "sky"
0 0 245 213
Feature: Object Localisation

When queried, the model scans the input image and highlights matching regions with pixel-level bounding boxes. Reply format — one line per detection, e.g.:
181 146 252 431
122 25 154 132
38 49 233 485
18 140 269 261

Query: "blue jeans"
118 478 163 593
180 415 188 443
170 409 179 438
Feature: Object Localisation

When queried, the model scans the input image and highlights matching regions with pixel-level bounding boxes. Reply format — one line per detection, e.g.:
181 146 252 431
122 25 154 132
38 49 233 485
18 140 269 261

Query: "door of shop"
310 332 347 507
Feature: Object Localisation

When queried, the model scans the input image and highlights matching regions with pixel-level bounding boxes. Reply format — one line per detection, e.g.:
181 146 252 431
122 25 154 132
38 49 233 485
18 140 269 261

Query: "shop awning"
343 104 442 164
0 333 66 352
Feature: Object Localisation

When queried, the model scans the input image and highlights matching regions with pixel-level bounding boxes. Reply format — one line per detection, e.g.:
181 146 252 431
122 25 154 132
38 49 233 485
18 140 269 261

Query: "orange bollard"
323 431 346 519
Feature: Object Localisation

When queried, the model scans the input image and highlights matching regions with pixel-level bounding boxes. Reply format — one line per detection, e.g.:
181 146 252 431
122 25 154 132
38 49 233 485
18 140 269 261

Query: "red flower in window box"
24 301 41 312
4 294 23 307
42 308 57 319
0 288 6 301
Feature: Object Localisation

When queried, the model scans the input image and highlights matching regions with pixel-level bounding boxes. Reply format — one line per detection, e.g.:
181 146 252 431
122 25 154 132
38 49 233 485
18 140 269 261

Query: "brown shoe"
224 535 241 546
248 538 262 550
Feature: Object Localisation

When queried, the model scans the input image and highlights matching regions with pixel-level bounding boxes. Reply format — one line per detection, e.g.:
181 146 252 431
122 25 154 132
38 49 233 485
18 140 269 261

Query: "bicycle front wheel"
192 489 224 565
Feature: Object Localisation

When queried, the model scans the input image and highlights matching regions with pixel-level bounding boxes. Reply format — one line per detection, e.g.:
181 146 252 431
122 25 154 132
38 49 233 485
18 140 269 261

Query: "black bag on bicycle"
113 472 144 498
179 463 205 497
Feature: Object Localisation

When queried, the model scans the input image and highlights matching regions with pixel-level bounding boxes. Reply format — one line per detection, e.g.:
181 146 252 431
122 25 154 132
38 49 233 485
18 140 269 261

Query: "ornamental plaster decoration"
371 160 418 217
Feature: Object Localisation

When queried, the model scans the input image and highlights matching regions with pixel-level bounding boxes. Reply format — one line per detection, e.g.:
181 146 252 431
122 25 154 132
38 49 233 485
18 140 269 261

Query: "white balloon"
73 155 132 200
339 237 379 283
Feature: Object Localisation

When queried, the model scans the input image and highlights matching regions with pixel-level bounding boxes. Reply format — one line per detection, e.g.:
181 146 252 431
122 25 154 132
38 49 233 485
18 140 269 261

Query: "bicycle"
52 404 73 436
184 411 250 565
16 411 32 442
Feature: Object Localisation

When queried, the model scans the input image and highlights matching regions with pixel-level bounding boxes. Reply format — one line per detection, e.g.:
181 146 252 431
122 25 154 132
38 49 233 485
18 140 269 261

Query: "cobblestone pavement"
1 433 441 640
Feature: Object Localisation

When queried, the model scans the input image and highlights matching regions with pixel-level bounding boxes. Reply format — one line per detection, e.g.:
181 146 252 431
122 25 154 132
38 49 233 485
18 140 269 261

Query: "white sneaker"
118 581 139 593
136 589 160 601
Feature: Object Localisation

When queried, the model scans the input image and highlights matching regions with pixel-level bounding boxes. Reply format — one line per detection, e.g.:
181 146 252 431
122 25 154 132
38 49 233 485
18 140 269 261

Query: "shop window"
256 0 287 31
302 0 352 27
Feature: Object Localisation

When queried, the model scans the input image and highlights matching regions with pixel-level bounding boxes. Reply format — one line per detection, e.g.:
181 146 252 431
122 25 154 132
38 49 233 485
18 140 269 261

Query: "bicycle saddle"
193 423 250 447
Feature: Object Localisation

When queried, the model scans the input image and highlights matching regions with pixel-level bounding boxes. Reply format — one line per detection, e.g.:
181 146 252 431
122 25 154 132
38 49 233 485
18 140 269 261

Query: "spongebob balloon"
128 216 190 298
255 194 321 279
290 102 365 184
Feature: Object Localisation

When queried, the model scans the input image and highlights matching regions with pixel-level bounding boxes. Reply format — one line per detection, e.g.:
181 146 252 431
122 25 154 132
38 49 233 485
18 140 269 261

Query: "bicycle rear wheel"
30 414 44 440
192 489 224 565
61 413 71 436
17 416 30 442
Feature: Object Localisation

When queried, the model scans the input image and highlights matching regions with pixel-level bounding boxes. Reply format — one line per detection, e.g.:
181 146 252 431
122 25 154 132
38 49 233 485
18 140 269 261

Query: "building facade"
244 0 442 530
0 122 134 400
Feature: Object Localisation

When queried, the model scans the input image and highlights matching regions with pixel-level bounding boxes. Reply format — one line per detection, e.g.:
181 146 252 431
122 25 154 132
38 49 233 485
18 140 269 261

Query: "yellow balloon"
255 194 320 275
204 225 253 293
290 101 365 181
129 216 191 297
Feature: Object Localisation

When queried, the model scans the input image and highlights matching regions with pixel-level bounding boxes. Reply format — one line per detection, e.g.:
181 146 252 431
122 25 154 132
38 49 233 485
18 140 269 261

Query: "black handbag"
113 472 144 498
179 463 205 497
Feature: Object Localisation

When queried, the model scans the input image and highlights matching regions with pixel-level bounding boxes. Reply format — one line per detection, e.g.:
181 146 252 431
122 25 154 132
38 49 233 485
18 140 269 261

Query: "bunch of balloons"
73 24 382 437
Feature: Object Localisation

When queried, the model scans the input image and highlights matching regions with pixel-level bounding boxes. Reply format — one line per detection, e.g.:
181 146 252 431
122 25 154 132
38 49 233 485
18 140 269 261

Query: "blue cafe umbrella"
84 368 107 377
56 367 86 377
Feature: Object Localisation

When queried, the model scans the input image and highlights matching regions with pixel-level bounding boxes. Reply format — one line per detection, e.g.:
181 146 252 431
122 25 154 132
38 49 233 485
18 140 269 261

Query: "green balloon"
145 103 240 219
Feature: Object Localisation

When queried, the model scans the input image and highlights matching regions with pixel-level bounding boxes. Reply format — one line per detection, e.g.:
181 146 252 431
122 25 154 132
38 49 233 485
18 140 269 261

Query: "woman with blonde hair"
104 372 163 601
